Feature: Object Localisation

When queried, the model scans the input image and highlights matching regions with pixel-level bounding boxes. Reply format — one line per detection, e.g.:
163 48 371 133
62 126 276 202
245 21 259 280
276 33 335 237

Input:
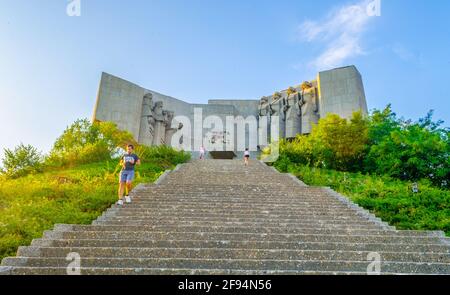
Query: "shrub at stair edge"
271 106 449 189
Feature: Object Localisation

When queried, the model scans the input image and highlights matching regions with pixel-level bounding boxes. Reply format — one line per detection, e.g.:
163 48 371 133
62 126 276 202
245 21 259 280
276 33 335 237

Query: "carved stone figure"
258 96 270 117
284 90 301 138
151 101 166 145
138 94 184 146
258 97 271 147
138 93 155 146
269 94 285 139
299 81 319 134
163 110 182 145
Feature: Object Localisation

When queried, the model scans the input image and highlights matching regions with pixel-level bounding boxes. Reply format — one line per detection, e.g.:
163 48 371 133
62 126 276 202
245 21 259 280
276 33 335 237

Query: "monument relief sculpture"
137 93 188 146
269 93 286 139
281 96 288 122
258 96 270 117
163 110 182 146
299 81 319 134
94 66 368 152
258 96 271 147
284 88 301 138
138 93 155 146
151 101 166 146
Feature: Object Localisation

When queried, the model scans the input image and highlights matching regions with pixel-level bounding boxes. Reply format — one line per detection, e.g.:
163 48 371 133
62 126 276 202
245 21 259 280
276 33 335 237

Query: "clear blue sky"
0 0 449 158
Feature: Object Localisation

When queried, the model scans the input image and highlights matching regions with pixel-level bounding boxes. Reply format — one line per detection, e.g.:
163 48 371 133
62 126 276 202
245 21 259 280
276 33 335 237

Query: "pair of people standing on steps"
117 144 140 205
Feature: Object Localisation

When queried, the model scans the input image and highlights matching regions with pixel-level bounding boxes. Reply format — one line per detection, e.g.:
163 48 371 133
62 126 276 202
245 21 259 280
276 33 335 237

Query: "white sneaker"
117 199 124 206
125 196 131 203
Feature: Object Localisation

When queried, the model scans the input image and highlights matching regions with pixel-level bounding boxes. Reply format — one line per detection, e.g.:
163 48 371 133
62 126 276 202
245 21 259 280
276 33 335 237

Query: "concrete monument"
92 65 368 157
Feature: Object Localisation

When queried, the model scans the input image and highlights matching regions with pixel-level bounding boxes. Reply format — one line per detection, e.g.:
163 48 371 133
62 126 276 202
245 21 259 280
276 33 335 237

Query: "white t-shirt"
244 150 250 156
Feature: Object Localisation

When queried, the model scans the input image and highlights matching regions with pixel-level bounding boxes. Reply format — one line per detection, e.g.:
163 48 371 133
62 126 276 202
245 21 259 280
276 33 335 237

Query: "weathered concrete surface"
317 65 368 119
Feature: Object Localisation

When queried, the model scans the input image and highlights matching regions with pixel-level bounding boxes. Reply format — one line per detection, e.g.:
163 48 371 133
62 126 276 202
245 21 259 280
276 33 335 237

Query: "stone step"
128 186 328 192
110 206 360 214
0 266 428 275
109 207 364 215
117 205 356 212
91 219 387 229
162 181 303 186
128 196 344 207
136 191 327 194
116 198 348 209
42 231 446 244
128 191 340 195
93 219 384 229
163 174 298 179
136 187 320 191
3 257 449 274
130 194 342 200
53 224 442 237
115 203 352 209
132 184 320 189
104 211 371 220
104 207 367 215
133 188 327 193
131 188 333 194
94 215 382 224
164 174 299 179
12 247 450 263
163 180 301 184
166 169 288 173
96 216 389 227
31 239 450 253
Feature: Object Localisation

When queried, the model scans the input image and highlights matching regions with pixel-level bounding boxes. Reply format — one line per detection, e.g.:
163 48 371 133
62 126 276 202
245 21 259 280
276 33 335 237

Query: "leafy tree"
47 119 135 167
1 143 42 178
313 111 369 171
365 110 449 186
274 105 449 188
275 111 369 171
367 105 401 144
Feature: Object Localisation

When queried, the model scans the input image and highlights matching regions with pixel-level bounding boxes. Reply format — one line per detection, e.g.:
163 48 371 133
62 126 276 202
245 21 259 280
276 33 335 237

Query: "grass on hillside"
274 163 450 236
0 159 181 261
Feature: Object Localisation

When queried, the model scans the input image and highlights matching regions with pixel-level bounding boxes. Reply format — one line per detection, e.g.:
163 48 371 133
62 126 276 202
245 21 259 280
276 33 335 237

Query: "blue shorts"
120 170 135 183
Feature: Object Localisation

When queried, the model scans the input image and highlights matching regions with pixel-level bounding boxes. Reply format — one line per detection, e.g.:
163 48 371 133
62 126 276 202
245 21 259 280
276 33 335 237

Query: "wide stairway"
1 160 449 275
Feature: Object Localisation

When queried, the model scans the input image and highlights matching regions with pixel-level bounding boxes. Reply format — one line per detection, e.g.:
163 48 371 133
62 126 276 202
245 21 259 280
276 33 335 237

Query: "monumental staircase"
1 160 449 275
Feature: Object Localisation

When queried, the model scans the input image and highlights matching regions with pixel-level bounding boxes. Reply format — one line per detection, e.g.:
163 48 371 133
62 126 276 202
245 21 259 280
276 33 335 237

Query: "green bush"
271 106 449 188
269 111 369 171
1 143 43 178
279 163 450 235
46 119 136 167
134 145 191 167
364 108 449 187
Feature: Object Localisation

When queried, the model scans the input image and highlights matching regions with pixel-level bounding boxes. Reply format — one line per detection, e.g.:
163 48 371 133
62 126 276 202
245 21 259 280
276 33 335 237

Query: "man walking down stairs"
1 160 449 274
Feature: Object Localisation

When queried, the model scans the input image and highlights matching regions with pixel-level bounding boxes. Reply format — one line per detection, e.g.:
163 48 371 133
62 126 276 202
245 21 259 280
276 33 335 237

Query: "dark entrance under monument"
208 151 237 159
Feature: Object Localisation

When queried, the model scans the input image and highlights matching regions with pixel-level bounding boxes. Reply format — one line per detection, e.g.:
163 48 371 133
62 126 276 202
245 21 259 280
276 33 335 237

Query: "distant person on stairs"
199 145 206 160
117 144 141 205
244 148 250 166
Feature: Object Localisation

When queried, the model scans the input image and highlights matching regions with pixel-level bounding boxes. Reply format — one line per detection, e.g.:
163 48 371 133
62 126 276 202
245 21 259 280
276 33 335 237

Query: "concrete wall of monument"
92 65 368 150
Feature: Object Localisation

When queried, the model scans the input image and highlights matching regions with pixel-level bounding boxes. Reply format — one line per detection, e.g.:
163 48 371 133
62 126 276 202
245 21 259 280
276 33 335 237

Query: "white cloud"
392 43 415 61
297 1 376 71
